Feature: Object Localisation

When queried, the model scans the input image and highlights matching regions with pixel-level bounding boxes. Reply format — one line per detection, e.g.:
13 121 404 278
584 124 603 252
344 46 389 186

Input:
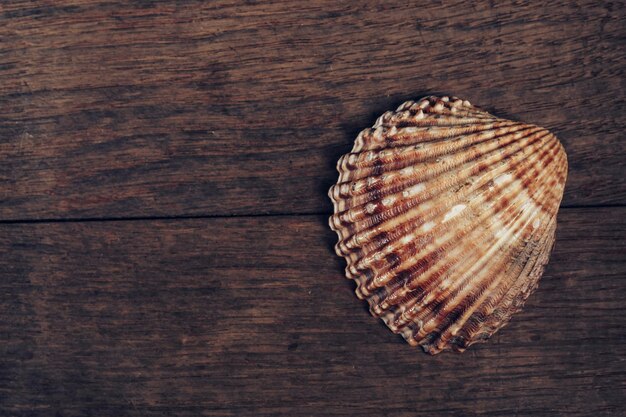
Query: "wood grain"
1 208 624 417
2 2 625 416
1 0 624 220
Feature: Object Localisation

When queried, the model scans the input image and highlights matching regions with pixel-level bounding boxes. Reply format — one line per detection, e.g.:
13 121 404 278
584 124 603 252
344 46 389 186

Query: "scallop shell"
329 96 567 354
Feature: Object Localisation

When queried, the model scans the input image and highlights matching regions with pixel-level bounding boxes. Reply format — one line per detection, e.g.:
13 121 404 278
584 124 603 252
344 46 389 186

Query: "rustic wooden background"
1 1 624 416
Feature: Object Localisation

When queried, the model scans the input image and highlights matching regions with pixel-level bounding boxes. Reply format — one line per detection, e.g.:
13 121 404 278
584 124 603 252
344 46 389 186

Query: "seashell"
329 96 567 354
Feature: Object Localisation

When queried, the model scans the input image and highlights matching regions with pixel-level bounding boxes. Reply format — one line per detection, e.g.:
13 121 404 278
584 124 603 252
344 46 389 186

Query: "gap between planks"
0 203 624 225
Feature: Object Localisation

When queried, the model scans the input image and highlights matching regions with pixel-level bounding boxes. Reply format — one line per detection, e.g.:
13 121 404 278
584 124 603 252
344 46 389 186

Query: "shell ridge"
352 120 522 152
459 216 557 348
329 96 568 354
332 125 552 208
336 136 560 284
413 199 543 350
331 131 557 257
385 170 557 333
329 125 547 222
356 144 561 304
330 127 552 218
338 124 537 179
414 183 561 351
482 215 557 324
432 206 552 348
370 145 560 340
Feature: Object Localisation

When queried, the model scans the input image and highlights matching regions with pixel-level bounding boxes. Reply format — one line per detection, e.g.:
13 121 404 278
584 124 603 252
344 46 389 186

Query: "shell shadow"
483 105 520 123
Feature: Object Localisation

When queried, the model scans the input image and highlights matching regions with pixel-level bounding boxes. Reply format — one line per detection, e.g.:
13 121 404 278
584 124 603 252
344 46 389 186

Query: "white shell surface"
329 96 568 354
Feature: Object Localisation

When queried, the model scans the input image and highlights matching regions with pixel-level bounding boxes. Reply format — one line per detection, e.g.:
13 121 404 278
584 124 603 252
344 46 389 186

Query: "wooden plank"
1 1 624 220
1 207 624 416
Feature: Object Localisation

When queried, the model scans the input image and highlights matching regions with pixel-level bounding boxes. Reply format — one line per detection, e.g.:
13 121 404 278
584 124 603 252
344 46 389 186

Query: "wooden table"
1 1 624 416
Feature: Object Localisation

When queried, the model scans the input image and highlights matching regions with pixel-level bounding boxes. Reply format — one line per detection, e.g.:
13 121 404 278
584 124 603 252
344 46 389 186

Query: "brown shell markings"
329 96 568 354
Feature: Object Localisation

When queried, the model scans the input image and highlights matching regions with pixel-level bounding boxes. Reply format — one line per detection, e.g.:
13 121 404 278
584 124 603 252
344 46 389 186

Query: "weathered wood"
1 2 625 416
1 1 624 220
1 207 624 416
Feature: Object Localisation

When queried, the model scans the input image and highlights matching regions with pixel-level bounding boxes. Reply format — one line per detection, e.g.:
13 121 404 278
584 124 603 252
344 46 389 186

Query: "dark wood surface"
1 1 624 416
1 0 625 220
1 209 625 417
